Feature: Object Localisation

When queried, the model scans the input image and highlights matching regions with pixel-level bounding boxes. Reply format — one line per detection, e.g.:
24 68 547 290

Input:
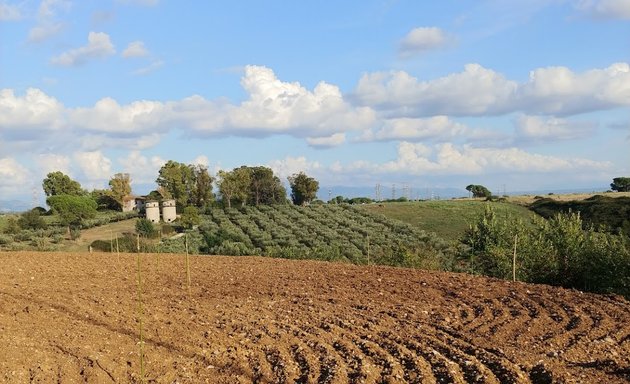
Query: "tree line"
39 163 319 228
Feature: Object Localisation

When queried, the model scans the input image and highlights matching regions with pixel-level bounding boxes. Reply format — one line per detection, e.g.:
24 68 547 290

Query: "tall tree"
190 164 214 208
217 168 251 208
109 173 132 210
288 172 319 206
42 171 84 197
248 166 286 205
611 177 630 192
156 160 194 208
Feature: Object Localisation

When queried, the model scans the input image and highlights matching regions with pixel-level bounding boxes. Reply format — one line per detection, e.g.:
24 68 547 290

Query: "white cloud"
519 63 630 115
35 154 70 175
355 64 517 116
132 60 164 76
355 62 630 117
122 40 149 58
27 22 64 43
118 151 166 185
191 155 209 167
306 133 346 148
515 115 593 142
73 151 112 182
576 0 630 19
325 142 612 177
360 116 468 142
269 156 321 180
50 32 116 66
0 158 31 195
37 0 70 19
69 97 166 134
0 88 65 131
171 65 376 138
0 2 22 21
399 27 450 57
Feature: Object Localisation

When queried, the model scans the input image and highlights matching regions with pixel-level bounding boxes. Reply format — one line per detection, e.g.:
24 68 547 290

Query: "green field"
357 200 537 242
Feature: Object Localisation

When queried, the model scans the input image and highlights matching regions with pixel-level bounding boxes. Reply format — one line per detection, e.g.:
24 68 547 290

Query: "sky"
1 0 629 204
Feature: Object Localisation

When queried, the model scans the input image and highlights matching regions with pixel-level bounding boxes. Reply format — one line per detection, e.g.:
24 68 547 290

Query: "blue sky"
1 0 629 202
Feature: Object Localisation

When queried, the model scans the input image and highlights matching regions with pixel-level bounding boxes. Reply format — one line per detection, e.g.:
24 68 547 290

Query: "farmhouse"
122 195 177 223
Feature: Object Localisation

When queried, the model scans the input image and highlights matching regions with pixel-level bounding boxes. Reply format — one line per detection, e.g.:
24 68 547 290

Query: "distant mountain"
317 185 467 201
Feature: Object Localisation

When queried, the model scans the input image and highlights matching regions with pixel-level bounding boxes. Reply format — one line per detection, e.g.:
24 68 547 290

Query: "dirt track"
0 252 628 383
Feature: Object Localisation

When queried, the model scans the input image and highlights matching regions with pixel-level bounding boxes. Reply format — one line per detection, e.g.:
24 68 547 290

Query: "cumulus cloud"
576 0 630 19
0 1 22 21
73 151 112 182
122 41 149 58
69 97 166 134
0 158 31 195
360 116 468 142
326 142 612 177
355 62 630 117
0 88 65 132
269 156 321 180
515 115 593 143
355 64 517 116
50 32 116 66
166 65 375 138
35 153 71 175
118 150 166 185
399 27 450 57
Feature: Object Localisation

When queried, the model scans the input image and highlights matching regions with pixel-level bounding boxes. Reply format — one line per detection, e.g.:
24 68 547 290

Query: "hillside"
357 200 536 242
1 252 628 383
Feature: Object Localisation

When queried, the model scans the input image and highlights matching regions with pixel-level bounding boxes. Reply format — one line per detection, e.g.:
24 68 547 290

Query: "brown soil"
1 252 628 383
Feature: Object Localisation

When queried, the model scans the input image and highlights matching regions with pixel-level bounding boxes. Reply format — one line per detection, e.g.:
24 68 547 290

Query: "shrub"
136 218 158 238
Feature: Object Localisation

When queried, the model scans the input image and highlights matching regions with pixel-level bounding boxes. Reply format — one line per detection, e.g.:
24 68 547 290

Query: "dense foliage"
460 206 630 297
466 184 492 198
288 172 319 206
530 195 630 238
197 204 454 269
610 177 630 192
42 171 84 197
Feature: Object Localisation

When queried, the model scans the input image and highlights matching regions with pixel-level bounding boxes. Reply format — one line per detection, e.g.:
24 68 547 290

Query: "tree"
466 184 492 198
288 172 319 206
247 166 286 205
156 160 195 208
90 189 119 211
190 164 214 208
42 171 84 197
611 177 630 192
109 173 132 210
217 168 251 208
46 195 97 235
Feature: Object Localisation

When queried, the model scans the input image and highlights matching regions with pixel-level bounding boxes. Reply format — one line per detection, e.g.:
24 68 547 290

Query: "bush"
18 209 47 230
459 206 630 297
136 218 158 238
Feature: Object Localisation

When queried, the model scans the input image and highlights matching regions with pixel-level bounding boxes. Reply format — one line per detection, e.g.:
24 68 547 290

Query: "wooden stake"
115 235 120 263
136 250 145 382
185 233 191 293
366 234 370 266
512 234 518 282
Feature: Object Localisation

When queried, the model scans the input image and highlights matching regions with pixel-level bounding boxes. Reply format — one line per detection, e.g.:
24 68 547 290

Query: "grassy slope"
357 200 537 242
60 219 138 252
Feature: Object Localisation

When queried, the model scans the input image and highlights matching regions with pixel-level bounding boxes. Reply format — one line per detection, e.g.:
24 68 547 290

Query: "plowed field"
1 252 629 383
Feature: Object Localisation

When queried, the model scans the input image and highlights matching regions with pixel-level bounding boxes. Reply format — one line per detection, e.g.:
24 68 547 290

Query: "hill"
356 200 536 242
1 252 628 382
